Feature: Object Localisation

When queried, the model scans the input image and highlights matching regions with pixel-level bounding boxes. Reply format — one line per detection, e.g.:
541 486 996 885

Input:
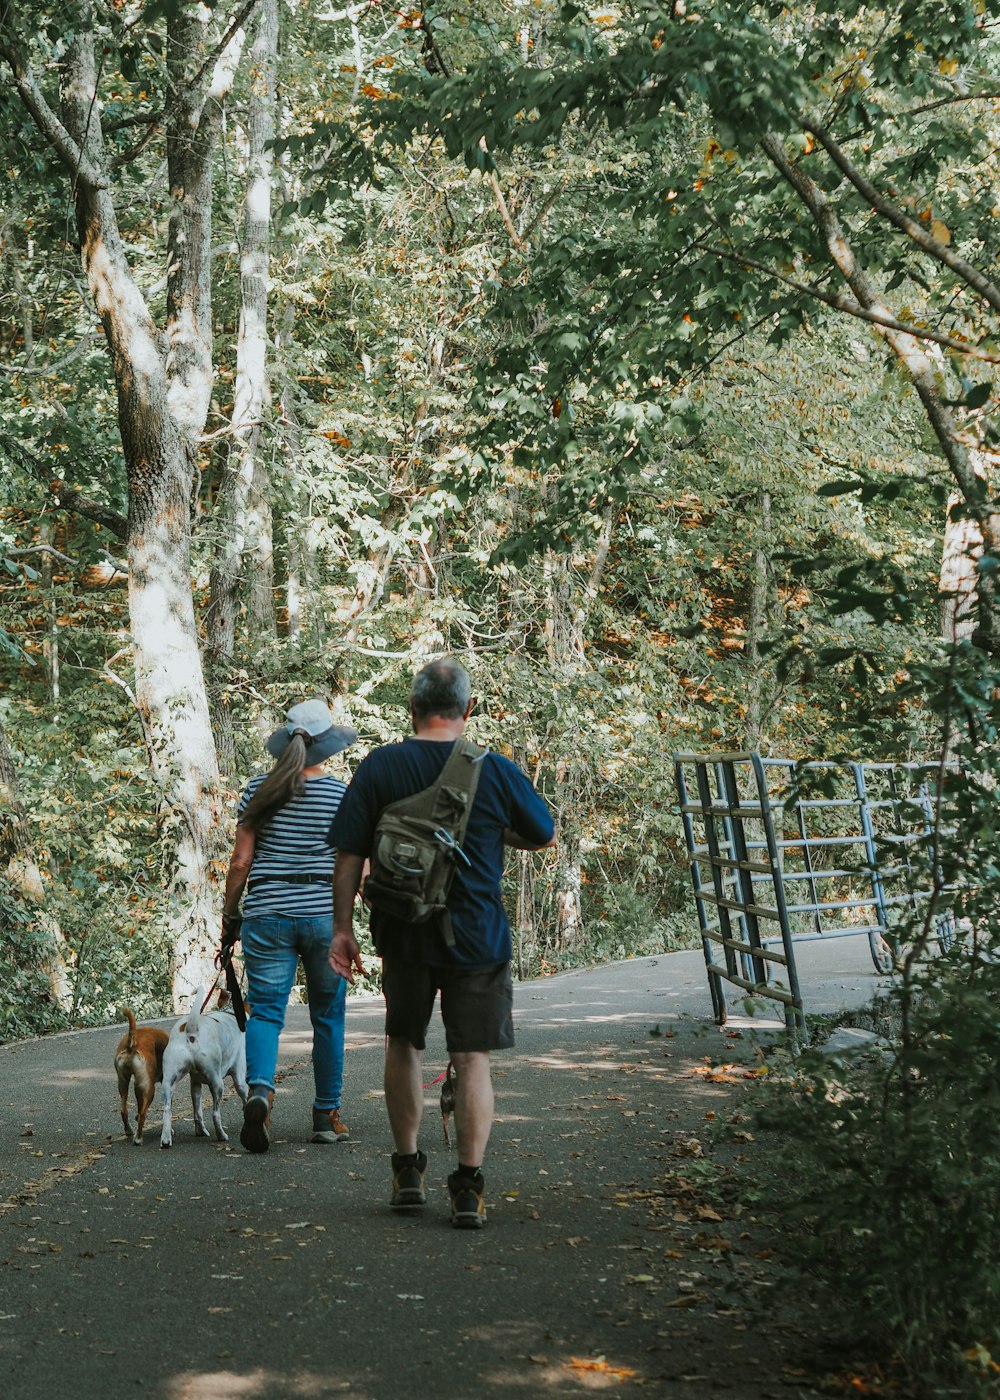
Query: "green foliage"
0 886 66 1041
0 0 976 1034
756 644 1000 1396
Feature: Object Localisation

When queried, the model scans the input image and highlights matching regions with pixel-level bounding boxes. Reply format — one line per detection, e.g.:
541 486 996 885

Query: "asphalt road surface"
0 942 889 1400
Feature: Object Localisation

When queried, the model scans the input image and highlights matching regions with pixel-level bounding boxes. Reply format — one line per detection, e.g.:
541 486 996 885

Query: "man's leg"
384 1035 424 1155
441 964 513 1229
380 958 437 1210
449 1049 494 1166
384 1035 430 1209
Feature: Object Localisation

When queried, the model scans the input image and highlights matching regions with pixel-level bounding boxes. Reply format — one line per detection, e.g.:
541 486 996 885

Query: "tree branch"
0 333 102 377
905 90 1000 118
805 119 1000 316
186 0 261 97
761 131 1000 651
479 139 524 252
110 120 160 169
5 544 74 564
695 241 1000 364
0 3 108 189
0 430 129 540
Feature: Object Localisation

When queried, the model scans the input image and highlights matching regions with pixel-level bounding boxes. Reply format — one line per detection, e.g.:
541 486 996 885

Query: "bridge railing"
673 751 954 1045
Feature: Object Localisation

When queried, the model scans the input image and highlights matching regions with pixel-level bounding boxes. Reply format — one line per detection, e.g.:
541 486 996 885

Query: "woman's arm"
223 825 257 918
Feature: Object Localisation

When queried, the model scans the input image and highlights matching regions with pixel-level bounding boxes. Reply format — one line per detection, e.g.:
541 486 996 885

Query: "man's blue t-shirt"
327 738 555 969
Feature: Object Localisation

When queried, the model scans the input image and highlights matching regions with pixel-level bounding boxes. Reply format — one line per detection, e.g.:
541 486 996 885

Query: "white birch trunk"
206 0 277 772
939 494 982 643
59 32 226 1007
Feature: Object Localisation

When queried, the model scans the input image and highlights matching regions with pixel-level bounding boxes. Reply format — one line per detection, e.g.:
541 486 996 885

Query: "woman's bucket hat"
266 699 356 763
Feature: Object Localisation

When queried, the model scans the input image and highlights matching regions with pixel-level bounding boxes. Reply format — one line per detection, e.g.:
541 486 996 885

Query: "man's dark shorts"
381 957 514 1052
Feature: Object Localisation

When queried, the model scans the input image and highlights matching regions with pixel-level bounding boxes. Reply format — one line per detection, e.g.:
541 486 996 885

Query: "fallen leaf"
568 1357 639 1380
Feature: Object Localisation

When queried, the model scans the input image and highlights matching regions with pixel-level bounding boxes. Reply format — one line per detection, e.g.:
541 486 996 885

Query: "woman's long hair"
239 731 309 832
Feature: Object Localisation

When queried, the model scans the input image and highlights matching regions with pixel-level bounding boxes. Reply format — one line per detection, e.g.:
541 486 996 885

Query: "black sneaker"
240 1094 271 1154
448 1170 486 1229
390 1151 427 1209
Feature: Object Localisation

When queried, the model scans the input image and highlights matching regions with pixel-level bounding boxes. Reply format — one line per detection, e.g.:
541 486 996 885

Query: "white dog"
159 989 249 1148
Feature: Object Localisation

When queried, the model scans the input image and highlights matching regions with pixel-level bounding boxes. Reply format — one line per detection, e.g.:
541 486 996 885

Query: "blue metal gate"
673 751 953 1044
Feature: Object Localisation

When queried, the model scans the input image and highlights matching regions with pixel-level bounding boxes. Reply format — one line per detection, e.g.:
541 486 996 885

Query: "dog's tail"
186 988 205 1045
121 1008 138 1052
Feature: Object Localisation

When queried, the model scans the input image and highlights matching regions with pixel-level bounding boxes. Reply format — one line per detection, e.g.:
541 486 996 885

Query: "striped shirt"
238 774 346 919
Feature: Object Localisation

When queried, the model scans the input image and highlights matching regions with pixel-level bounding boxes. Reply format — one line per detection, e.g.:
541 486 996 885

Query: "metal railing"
673 751 953 1045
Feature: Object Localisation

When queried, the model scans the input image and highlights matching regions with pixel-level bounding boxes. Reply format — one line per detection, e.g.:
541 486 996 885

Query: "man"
327 657 555 1229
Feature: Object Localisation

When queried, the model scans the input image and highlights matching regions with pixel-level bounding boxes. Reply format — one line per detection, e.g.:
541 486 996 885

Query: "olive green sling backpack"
362 739 486 945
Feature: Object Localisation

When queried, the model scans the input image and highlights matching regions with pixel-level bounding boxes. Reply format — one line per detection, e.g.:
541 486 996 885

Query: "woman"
222 698 356 1154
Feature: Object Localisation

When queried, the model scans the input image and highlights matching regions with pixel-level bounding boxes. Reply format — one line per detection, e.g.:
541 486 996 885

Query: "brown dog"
114 1009 169 1145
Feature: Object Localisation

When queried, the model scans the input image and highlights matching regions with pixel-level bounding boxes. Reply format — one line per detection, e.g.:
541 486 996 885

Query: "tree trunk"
39 515 60 705
2 221 34 365
247 453 276 637
57 31 227 1007
0 713 70 1005
939 494 982 643
553 799 583 951
206 0 277 775
542 503 612 947
745 488 771 746
164 9 247 451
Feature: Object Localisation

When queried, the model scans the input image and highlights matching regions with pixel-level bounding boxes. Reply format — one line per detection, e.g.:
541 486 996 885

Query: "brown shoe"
311 1108 349 1143
241 1091 274 1153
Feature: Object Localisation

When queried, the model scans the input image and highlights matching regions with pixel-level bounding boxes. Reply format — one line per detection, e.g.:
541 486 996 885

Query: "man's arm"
503 828 557 851
329 850 367 983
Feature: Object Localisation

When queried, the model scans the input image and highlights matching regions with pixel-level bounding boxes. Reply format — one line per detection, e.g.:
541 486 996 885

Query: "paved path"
0 940 888 1399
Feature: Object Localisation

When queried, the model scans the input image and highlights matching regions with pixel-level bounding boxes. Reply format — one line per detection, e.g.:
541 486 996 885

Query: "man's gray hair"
410 657 472 721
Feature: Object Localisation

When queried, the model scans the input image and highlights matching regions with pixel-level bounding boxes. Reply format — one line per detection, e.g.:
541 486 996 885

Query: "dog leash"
216 915 248 1030
200 975 224 1015
196 920 248 1029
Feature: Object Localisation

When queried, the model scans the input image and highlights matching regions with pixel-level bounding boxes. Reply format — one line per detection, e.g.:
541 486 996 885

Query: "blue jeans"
241 915 346 1110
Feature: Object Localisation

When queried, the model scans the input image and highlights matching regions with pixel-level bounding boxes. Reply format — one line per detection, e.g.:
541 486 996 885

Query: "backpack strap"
429 740 486 943
373 738 486 945
429 738 486 837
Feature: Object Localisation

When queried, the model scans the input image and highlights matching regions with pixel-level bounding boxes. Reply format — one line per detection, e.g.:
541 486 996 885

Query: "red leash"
200 973 224 1014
